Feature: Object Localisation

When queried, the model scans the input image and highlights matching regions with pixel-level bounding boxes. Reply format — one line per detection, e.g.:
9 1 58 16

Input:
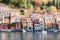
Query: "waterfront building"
0 3 20 29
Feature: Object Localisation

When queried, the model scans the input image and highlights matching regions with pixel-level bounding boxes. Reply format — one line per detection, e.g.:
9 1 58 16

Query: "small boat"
54 30 58 32
22 29 26 32
41 31 47 34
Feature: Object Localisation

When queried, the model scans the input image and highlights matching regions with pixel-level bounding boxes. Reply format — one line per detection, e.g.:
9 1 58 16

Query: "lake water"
0 32 60 40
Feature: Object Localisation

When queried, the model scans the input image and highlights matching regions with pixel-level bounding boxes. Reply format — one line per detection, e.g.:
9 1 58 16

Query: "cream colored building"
0 3 20 24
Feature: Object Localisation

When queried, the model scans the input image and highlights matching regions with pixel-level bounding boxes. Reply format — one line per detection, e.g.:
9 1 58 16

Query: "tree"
35 0 42 7
2 0 10 4
8 0 28 8
0 0 2 2
27 4 33 11
8 0 20 8
40 4 47 10
31 0 35 6
42 0 48 4
40 0 48 10
19 0 27 8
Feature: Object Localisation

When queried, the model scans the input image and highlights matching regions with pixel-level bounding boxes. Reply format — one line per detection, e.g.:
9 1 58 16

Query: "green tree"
27 4 33 10
9 0 28 8
42 0 48 4
0 0 2 2
2 0 10 4
40 0 48 10
31 0 35 6
19 0 27 8
8 0 20 8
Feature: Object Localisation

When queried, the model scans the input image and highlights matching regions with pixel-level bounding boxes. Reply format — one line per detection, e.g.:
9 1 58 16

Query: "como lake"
0 32 60 40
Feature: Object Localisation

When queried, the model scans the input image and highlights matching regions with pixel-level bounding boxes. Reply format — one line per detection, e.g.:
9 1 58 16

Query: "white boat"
22 29 26 32
41 31 47 34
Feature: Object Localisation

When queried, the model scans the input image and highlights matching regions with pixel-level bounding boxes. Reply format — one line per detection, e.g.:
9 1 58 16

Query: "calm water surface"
0 32 60 40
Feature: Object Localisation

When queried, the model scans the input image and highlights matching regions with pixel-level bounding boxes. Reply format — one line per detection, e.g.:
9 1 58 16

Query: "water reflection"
2 32 7 40
0 32 60 40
